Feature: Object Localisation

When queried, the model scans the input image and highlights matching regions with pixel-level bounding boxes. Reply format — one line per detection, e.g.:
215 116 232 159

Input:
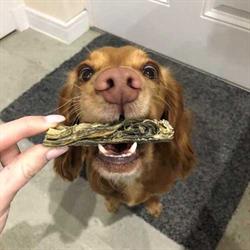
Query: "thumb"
0 144 68 203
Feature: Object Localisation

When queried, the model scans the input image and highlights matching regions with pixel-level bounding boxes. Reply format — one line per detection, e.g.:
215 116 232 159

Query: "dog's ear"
161 69 196 178
54 71 83 181
54 147 84 181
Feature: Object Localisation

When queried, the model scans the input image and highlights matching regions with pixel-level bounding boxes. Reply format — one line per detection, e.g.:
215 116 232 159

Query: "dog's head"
54 46 195 183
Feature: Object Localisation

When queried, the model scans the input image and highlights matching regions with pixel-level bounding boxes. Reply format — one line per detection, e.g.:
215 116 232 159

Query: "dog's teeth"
108 153 132 158
98 144 108 155
128 142 137 154
98 143 137 158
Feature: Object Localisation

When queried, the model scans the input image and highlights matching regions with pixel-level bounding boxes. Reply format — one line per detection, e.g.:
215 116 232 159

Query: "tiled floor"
0 28 249 250
0 29 183 250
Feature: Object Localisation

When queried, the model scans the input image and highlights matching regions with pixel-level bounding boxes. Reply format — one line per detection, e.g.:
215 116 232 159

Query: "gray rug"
1 33 249 250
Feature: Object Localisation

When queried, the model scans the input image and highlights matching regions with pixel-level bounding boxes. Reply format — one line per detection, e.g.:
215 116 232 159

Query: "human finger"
0 115 65 151
0 144 68 204
0 144 20 167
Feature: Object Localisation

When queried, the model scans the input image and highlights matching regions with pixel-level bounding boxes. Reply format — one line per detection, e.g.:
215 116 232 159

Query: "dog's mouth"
96 142 140 173
93 113 140 174
98 142 138 164
97 113 138 163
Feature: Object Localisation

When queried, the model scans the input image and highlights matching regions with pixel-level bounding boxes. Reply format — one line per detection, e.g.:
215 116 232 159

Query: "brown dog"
54 46 195 217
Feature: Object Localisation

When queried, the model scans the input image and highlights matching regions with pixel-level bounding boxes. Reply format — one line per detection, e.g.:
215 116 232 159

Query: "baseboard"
25 7 89 44
11 4 29 32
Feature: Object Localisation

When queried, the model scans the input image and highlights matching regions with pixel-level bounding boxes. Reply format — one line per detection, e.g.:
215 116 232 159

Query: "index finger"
0 115 65 151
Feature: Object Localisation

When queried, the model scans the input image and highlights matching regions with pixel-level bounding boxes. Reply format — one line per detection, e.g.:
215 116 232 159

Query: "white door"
0 0 18 39
89 0 250 90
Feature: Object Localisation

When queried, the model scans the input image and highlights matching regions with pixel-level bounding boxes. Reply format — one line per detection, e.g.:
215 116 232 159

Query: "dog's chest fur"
109 172 149 206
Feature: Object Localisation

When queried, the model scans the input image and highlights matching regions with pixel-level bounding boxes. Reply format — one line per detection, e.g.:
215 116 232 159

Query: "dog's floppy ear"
54 71 84 181
161 69 196 178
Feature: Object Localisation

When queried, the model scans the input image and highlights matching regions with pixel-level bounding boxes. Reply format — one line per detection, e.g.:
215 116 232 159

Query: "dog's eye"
142 63 159 80
79 66 94 82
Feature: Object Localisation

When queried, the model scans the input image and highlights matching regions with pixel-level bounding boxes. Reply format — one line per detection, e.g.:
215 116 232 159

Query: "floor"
0 29 249 250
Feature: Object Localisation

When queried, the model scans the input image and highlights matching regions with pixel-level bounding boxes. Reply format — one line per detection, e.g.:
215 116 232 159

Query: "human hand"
0 115 68 233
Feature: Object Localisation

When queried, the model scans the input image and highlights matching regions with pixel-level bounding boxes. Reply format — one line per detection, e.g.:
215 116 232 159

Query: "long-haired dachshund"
54 46 195 217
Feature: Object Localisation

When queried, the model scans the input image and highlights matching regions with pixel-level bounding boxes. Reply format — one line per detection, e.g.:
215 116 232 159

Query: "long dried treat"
43 119 174 147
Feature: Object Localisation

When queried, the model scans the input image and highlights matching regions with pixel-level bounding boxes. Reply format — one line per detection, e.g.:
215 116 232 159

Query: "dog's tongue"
104 143 133 154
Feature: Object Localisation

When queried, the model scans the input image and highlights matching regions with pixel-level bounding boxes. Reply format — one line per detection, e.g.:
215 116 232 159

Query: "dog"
54 46 195 217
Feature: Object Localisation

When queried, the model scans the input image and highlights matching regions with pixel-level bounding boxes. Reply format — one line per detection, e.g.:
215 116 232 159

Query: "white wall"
0 0 89 43
24 0 86 22
0 0 26 38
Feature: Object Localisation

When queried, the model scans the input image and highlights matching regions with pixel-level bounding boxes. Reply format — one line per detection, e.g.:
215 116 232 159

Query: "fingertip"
46 146 69 161
44 115 66 126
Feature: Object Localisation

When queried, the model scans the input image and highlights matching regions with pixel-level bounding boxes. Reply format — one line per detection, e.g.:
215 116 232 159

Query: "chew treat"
43 119 174 147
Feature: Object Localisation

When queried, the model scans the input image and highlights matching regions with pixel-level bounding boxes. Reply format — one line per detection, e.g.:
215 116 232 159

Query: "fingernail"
46 146 69 161
45 115 65 124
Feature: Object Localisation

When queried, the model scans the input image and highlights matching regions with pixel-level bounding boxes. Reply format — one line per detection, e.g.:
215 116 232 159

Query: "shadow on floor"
44 175 131 243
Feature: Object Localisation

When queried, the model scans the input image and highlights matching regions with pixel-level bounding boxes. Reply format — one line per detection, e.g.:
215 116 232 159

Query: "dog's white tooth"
122 152 132 157
98 144 108 155
108 152 133 158
110 154 119 158
98 143 136 158
129 142 137 153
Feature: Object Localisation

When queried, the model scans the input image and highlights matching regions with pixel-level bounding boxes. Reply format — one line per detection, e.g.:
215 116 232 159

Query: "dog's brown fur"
54 46 195 217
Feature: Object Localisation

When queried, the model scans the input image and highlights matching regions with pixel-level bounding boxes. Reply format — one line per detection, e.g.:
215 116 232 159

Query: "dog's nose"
94 67 142 105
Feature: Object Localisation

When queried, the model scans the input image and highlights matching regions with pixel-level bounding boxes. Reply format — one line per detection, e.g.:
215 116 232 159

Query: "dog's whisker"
66 106 81 118
158 80 177 95
44 96 81 115
84 46 92 55
73 84 82 90
72 109 85 124
152 94 168 106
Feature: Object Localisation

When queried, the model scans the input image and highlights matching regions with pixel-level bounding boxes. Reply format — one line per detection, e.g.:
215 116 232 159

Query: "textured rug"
1 33 249 250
